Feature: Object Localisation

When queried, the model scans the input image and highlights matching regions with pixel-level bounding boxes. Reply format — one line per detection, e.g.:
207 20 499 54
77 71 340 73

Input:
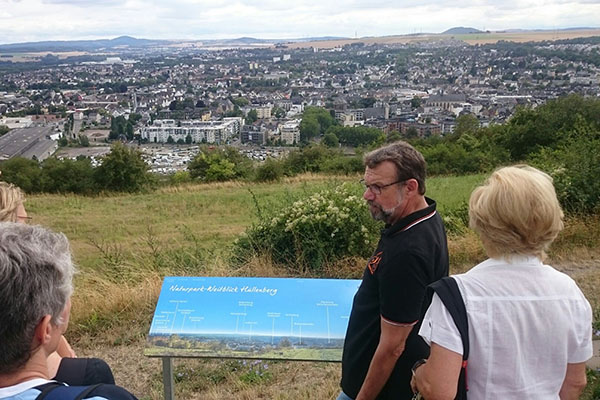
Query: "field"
285 28 600 49
26 173 600 399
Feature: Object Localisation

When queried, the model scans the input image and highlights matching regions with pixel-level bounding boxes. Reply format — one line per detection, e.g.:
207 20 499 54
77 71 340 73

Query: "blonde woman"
0 182 31 223
411 166 592 399
0 182 115 386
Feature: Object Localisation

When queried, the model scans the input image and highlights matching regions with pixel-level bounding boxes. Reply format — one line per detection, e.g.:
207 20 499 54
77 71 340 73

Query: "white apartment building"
280 119 301 145
142 117 242 144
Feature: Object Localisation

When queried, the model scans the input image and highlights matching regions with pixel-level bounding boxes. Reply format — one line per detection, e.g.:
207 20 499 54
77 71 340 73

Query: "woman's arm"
559 362 587 400
56 335 76 358
411 343 462 400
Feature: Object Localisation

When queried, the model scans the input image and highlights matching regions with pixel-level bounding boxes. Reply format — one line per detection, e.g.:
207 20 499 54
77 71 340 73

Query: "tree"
0 125 9 136
406 127 419 139
411 96 422 109
167 135 175 144
78 134 90 147
299 117 320 143
245 109 258 124
272 107 286 119
300 107 337 143
322 132 339 147
0 157 42 193
188 146 253 182
40 157 95 194
94 143 152 192
454 114 479 137
185 133 193 144
231 97 249 107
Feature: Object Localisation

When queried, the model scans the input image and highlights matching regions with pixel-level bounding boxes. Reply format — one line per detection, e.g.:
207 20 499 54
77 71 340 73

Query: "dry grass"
23 176 600 399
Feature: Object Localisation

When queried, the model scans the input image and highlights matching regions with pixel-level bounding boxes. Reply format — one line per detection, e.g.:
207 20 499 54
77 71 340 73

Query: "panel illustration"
145 277 361 361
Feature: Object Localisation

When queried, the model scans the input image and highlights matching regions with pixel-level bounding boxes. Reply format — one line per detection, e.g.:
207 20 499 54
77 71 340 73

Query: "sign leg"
162 357 175 400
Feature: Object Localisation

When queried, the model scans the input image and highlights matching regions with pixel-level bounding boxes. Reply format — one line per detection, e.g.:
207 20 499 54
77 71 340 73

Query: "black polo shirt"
340 198 449 400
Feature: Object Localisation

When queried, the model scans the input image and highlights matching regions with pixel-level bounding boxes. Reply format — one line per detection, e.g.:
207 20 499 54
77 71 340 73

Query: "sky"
1 0 600 45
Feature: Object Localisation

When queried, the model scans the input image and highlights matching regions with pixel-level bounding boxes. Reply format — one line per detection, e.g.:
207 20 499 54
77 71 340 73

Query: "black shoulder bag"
427 276 470 400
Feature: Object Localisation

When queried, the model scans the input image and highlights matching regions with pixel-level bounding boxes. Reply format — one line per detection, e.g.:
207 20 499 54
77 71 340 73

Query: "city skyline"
1 0 600 45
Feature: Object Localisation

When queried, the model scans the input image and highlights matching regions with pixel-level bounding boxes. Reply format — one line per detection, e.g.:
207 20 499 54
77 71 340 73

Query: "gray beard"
369 201 398 224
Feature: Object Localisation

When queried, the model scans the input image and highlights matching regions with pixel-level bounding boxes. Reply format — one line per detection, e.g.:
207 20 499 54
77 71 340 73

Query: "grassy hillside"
26 173 600 399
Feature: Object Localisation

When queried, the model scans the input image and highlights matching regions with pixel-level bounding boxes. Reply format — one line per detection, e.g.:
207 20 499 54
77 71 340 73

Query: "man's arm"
559 362 587 400
355 317 413 400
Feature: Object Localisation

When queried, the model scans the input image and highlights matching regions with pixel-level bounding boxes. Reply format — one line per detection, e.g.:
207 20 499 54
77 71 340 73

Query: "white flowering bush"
235 183 381 272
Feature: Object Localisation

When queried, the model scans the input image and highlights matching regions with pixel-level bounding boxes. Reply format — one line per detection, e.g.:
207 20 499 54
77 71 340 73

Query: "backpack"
34 382 103 400
427 276 469 400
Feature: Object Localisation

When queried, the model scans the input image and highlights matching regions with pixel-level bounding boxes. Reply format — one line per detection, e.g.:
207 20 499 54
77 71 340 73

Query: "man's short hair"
469 165 564 259
364 141 427 195
0 223 75 374
0 182 24 222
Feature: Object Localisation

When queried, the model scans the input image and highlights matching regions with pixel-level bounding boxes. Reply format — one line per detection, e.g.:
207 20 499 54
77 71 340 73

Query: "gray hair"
0 222 75 374
364 141 427 195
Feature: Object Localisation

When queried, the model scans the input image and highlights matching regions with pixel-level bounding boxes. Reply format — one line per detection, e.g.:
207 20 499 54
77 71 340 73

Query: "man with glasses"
338 141 449 400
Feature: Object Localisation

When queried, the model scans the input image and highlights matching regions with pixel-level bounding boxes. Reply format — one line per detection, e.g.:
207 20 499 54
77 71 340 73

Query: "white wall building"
142 117 242 144
280 119 301 145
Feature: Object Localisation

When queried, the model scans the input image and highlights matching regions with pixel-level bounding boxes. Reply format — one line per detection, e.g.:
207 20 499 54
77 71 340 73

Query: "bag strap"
35 382 103 400
427 276 469 359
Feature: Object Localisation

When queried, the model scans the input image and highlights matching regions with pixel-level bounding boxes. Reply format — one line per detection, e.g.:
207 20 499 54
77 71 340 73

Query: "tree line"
1 94 598 213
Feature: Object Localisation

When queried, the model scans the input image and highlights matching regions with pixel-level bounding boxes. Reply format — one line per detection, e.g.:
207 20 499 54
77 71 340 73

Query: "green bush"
529 136 600 213
439 202 469 236
254 158 284 182
234 183 381 272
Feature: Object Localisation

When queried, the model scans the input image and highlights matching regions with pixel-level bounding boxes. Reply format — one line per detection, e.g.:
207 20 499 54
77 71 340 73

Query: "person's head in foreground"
0 182 29 223
468 164 563 260
0 223 74 380
362 140 427 225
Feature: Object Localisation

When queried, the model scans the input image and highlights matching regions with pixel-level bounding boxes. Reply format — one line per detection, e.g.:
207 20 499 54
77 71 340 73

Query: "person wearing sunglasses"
338 141 449 400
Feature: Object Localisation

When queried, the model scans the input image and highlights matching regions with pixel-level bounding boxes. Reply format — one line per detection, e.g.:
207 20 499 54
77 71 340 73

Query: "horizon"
2 26 600 47
2 0 600 45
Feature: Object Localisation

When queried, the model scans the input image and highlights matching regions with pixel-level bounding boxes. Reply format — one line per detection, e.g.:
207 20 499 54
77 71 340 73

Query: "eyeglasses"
360 178 406 195
17 215 32 222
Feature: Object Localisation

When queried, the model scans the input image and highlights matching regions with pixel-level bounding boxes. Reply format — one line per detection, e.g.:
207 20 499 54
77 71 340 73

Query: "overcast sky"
1 0 599 45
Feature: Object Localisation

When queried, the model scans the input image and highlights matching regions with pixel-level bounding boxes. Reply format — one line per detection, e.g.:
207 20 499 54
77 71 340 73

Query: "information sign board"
145 276 361 362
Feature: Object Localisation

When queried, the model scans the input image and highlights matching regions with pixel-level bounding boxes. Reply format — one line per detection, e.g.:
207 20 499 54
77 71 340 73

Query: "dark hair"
364 141 427 195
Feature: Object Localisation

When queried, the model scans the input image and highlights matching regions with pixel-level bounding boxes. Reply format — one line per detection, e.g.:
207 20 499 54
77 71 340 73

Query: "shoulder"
85 384 138 400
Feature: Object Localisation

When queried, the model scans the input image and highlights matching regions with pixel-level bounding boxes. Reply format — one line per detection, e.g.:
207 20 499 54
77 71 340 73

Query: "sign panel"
145 277 361 362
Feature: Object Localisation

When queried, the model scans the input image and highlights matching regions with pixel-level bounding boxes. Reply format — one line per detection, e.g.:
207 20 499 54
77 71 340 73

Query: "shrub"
254 158 284 182
234 183 381 272
529 136 600 213
440 202 469 236
94 143 153 193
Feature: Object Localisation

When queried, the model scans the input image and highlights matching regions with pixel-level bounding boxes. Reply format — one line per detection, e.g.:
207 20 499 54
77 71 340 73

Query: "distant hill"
442 27 484 34
0 36 170 53
0 35 353 53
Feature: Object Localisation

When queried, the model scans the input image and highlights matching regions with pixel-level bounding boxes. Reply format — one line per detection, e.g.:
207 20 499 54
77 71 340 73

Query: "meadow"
27 173 600 399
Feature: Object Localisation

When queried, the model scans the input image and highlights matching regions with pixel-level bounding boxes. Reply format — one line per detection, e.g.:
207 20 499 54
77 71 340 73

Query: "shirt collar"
382 197 437 237
0 378 55 397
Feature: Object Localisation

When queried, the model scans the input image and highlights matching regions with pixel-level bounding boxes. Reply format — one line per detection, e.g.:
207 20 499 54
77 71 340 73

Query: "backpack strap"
427 276 469 399
35 382 103 400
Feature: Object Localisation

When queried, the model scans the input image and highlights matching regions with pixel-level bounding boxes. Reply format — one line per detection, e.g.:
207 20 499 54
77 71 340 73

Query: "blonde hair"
0 182 25 222
469 165 564 260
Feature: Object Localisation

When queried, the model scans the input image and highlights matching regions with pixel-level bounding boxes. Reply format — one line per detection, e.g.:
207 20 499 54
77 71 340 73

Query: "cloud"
0 0 599 44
